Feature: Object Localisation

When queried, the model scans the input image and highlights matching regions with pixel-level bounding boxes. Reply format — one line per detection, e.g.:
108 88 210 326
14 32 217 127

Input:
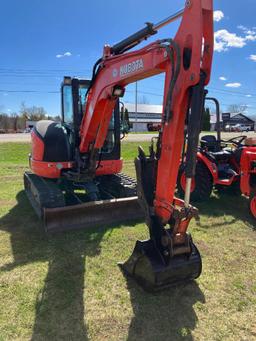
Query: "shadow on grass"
0 190 134 340
3 189 251 340
124 279 204 341
196 191 256 230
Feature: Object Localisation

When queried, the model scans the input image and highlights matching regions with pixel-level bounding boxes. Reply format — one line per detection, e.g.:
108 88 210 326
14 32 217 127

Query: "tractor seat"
200 135 221 152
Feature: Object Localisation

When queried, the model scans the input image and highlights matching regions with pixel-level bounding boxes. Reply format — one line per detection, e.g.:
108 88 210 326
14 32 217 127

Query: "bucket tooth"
119 239 202 292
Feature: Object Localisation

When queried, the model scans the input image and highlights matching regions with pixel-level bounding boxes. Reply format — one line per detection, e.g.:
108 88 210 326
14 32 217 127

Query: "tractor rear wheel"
249 189 256 219
177 161 213 202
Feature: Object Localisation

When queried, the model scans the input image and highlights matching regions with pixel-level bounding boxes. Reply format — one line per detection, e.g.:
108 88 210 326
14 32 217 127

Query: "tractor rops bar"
206 97 221 143
111 8 184 55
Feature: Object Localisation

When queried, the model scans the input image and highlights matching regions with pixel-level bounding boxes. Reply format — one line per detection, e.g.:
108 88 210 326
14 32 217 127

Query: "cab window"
62 85 73 123
78 84 88 117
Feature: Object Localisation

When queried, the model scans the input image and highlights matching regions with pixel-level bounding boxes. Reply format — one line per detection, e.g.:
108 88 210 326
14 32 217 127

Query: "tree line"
0 102 60 133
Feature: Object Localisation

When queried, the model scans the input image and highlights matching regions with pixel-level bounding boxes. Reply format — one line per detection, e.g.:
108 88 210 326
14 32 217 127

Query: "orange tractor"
177 97 256 219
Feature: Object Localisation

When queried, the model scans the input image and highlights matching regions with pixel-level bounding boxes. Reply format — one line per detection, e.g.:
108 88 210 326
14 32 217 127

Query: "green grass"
0 142 256 340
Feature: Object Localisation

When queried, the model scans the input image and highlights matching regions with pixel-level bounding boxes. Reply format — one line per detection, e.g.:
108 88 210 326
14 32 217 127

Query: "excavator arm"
79 0 213 290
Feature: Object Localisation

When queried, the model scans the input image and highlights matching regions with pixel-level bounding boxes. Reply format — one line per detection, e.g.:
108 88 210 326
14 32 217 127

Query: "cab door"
61 77 121 161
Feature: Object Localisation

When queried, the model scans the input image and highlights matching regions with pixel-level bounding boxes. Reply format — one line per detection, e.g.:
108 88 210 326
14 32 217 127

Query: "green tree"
120 107 131 134
202 107 211 131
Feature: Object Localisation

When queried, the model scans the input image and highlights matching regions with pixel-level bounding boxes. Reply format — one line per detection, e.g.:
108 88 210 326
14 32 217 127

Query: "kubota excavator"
24 78 143 232
24 0 213 290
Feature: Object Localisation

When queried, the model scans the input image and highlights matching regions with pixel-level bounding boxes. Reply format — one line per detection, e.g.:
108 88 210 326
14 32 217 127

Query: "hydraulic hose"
184 73 207 207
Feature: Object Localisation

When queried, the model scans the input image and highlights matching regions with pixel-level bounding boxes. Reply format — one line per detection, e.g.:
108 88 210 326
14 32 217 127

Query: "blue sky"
1 0 256 117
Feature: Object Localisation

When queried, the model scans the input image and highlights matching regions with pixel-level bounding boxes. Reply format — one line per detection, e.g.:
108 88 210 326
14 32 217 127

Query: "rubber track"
24 172 138 217
97 173 137 198
24 172 65 218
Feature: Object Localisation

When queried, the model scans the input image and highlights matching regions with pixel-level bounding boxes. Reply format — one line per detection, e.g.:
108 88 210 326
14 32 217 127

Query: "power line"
0 67 92 73
1 67 255 97
0 89 59 94
208 87 256 97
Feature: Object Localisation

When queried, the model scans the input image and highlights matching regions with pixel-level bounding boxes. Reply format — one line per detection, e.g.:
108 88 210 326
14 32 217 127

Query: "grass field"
0 142 256 341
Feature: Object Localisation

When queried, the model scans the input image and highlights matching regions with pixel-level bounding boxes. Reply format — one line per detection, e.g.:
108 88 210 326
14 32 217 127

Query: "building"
124 103 162 132
210 112 255 132
222 113 255 131
25 120 38 131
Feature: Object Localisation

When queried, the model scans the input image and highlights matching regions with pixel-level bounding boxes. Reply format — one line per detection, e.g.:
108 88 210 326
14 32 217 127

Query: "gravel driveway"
0 131 255 143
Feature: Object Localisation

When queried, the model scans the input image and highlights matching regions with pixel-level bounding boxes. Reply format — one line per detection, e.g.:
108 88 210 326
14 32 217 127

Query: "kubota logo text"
119 59 144 77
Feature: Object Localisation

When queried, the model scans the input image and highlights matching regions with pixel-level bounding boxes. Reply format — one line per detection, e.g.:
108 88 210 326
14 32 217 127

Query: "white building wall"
130 122 148 132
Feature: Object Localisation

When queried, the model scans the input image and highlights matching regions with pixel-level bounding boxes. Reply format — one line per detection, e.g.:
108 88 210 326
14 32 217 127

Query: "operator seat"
200 135 221 152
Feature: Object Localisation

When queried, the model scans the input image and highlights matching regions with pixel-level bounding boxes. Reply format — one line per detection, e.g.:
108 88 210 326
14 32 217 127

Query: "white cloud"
246 94 252 97
237 25 256 41
214 29 246 52
245 35 256 41
214 10 224 22
249 54 256 62
237 25 248 31
219 76 227 81
246 29 256 35
225 82 241 88
56 51 72 58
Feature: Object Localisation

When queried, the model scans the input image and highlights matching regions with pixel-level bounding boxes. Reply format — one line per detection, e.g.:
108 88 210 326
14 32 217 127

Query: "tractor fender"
197 152 218 183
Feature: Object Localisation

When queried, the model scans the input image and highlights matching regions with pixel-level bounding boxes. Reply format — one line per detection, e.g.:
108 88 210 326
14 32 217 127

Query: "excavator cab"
61 76 121 162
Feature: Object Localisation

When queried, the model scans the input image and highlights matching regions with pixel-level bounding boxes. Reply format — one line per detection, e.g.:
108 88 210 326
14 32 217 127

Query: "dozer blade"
24 171 144 233
119 239 202 292
44 197 143 233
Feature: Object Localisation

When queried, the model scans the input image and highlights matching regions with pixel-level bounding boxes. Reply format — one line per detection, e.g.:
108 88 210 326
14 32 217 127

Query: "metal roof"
123 103 163 114
129 118 161 123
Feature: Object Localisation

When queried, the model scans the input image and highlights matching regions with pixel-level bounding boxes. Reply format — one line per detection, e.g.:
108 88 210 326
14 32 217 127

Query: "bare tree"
227 104 248 114
10 113 19 131
0 114 9 130
20 102 47 120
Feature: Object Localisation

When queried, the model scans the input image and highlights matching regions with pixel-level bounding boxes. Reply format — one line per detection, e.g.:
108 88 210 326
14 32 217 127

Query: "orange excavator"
24 0 213 290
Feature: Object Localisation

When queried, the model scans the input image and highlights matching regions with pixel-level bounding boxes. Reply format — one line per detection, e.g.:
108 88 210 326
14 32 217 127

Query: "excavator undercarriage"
24 171 143 232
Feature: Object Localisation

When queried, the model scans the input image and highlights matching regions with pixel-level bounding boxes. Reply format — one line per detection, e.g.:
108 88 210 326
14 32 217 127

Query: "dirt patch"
0 199 17 206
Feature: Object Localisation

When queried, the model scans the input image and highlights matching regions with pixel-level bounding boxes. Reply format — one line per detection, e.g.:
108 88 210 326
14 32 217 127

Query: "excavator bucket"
24 171 144 233
119 239 202 292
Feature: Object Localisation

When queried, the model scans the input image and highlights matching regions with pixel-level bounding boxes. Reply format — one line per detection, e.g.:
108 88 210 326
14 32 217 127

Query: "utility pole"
135 81 138 132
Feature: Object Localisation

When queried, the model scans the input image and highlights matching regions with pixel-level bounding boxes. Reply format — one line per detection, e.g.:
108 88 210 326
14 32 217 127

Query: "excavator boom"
76 0 213 289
